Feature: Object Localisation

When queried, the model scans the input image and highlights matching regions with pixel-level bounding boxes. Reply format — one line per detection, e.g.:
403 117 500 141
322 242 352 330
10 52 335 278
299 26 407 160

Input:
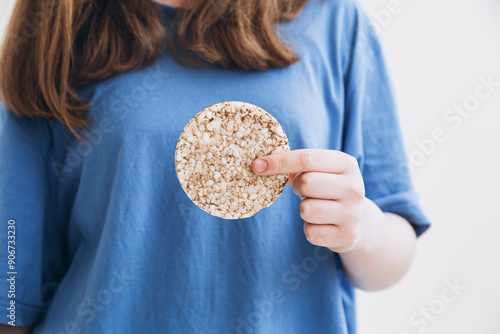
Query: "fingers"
299 198 363 252
252 149 358 175
252 149 365 253
299 198 362 225
292 172 344 199
291 172 365 201
303 222 360 253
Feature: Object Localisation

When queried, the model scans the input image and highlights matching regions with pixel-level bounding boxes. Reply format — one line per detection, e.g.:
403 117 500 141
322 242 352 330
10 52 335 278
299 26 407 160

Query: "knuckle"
358 183 366 198
347 155 359 169
300 151 313 170
347 181 365 199
341 154 359 173
273 156 284 173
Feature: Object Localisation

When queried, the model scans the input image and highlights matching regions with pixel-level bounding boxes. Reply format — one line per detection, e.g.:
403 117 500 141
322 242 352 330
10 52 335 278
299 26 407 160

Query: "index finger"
252 149 358 175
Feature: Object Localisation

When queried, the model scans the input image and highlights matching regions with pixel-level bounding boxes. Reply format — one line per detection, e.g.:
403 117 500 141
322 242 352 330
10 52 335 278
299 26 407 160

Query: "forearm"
338 198 417 291
0 325 33 334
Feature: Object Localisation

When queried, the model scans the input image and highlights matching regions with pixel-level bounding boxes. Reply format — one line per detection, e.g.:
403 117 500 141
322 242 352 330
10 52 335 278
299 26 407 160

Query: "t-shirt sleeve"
0 106 56 325
340 6 431 237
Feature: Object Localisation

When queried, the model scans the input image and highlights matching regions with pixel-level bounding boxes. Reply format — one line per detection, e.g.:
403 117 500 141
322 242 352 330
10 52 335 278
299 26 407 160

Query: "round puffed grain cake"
175 101 290 219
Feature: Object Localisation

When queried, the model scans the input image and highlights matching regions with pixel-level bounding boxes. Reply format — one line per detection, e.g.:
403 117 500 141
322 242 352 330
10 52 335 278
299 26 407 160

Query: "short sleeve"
341 7 431 237
0 105 67 325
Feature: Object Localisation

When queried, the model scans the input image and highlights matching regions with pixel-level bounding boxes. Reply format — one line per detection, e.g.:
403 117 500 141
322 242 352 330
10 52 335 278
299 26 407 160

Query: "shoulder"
302 0 377 48
300 0 381 69
327 0 377 44
310 0 369 23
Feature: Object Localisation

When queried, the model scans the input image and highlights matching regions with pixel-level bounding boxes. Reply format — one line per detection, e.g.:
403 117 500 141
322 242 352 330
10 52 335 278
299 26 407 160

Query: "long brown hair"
0 0 307 137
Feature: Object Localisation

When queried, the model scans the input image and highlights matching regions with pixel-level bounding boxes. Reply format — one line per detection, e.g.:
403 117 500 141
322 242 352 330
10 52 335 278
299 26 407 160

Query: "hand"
252 149 366 253
253 149 418 291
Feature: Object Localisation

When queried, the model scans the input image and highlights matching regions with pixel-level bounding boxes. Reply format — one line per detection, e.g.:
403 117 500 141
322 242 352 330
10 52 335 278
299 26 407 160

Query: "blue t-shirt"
0 0 430 333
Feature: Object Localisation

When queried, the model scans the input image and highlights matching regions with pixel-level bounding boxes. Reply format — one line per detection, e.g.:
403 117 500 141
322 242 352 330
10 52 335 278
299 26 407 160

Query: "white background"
1 0 499 333
355 0 500 333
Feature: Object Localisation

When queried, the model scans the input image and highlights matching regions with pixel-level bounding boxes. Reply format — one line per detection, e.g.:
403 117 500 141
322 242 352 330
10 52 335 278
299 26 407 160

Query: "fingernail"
254 159 267 173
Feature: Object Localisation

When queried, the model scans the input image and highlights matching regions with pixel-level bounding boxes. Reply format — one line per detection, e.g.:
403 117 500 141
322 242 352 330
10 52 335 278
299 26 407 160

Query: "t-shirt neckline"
156 2 179 20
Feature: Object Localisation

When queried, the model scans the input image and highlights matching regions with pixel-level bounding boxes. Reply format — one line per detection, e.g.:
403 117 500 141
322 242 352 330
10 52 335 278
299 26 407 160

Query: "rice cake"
175 101 290 219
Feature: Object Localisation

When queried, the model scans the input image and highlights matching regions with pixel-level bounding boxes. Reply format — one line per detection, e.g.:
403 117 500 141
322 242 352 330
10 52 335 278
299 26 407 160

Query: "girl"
0 0 430 333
